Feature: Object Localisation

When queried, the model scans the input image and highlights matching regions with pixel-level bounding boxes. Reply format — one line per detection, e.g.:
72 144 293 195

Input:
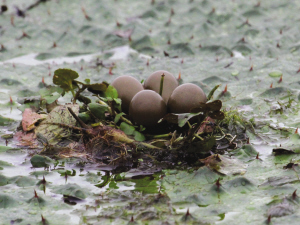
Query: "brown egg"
144 70 178 103
129 90 167 126
111 75 144 113
167 83 207 113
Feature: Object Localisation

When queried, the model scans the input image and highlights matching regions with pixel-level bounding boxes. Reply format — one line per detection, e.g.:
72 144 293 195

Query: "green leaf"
109 181 119 189
207 85 220 101
52 183 88 199
105 85 118 99
201 154 247 175
0 160 13 167
120 122 135 135
57 169 76 176
114 112 125 124
86 82 109 94
0 194 18 208
78 112 91 123
269 71 282 77
0 115 15 126
53 69 79 92
30 154 53 168
0 146 14 153
39 85 63 104
88 103 108 120
134 131 146 141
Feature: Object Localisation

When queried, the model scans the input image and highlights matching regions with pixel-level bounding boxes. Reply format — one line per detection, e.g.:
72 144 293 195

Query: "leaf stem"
159 73 165 96
149 133 172 139
193 133 204 141
96 99 133 125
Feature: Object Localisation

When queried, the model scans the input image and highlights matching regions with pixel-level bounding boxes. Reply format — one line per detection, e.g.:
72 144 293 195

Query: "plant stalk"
159 73 165 96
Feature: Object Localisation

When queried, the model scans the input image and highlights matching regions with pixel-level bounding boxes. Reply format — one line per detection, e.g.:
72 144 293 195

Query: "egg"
167 83 207 113
144 70 178 103
129 90 167 126
111 75 144 113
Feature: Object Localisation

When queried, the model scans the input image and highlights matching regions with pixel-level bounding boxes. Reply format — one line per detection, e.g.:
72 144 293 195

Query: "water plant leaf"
52 183 88 199
30 154 53 168
269 71 282 78
53 69 79 92
86 82 109 94
10 176 37 187
120 122 135 135
78 112 91 123
273 134 300 154
105 85 118 99
133 131 146 142
187 136 216 154
200 154 247 175
0 194 18 208
207 85 221 101
88 103 108 120
0 146 14 153
114 112 125 124
267 199 294 217
35 104 79 145
229 144 259 160
0 115 15 126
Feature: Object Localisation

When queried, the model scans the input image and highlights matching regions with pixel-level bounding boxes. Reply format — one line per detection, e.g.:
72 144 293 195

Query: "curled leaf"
86 82 109 94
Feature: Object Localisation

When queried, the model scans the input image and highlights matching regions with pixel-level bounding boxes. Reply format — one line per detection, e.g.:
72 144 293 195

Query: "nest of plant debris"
15 69 251 169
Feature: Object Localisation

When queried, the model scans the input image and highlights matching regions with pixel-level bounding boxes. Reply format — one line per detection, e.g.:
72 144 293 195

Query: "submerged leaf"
0 115 15 126
268 199 294 217
260 176 300 187
0 194 18 208
53 183 88 199
200 154 247 175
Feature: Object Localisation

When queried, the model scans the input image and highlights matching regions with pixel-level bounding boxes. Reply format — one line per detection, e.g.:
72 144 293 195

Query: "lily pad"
53 183 88 199
30 154 53 168
200 154 247 175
